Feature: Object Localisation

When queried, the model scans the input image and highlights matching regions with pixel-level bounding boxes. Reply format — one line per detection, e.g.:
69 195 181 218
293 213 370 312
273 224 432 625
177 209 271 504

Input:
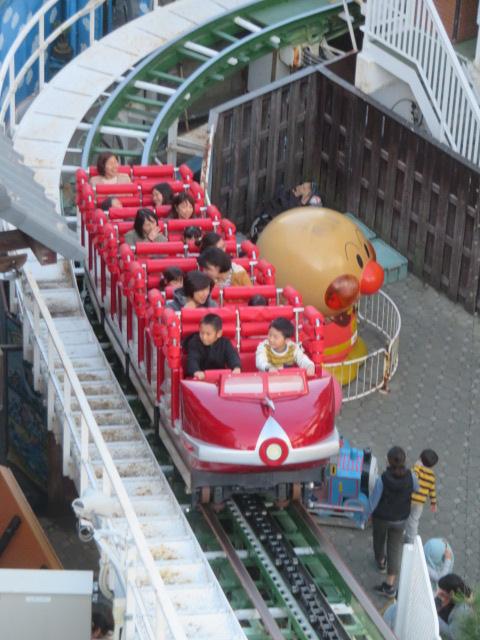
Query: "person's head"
91 611 113 639
424 538 452 569
96 153 119 178
198 247 231 283
199 313 223 346
100 196 122 211
162 267 183 290
387 446 407 477
199 232 225 252
248 295 268 306
152 182 173 206
267 317 294 351
184 226 202 243
292 181 313 198
183 270 213 307
173 192 195 220
133 208 159 239
420 449 439 468
437 574 471 606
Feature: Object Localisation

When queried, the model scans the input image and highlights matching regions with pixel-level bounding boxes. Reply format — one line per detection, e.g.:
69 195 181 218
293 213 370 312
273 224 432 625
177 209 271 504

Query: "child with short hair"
161 266 183 290
405 449 439 543
255 317 315 376
186 313 241 380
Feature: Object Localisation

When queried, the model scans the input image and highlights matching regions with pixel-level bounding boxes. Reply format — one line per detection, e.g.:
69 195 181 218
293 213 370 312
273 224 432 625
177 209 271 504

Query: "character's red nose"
360 260 384 294
325 275 360 311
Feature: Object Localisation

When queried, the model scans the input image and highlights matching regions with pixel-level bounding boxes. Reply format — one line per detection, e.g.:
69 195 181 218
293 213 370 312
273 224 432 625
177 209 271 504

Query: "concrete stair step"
72 409 135 426
112 515 189 540
88 441 149 461
72 396 125 411
92 458 158 478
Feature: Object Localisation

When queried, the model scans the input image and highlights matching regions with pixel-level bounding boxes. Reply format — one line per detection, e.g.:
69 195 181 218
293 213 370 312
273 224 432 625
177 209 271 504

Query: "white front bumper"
182 428 340 466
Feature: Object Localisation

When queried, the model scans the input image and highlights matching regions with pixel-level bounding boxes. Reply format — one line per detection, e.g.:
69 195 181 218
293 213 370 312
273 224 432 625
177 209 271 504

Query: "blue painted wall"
0 0 111 106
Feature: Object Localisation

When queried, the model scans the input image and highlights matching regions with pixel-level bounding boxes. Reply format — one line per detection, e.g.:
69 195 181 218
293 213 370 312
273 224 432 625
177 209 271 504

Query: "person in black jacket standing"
366 446 419 598
185 314 241 379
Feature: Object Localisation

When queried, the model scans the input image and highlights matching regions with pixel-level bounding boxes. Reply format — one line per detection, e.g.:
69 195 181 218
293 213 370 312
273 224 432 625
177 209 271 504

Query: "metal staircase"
361 0 480 166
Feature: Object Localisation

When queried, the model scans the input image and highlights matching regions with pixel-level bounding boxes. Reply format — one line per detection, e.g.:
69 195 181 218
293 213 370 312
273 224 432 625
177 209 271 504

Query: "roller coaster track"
190 497 397 640
82 0 361 167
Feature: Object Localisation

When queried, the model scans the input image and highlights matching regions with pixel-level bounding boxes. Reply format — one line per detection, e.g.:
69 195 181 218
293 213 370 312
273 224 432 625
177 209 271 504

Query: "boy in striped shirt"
405 449 438 543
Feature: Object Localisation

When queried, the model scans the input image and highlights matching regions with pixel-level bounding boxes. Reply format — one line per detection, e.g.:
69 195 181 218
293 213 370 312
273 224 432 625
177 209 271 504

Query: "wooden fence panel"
210 65 480 313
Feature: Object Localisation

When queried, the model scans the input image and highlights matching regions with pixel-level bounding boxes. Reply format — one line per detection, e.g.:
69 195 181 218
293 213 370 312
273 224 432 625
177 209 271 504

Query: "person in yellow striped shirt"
405 449 438 543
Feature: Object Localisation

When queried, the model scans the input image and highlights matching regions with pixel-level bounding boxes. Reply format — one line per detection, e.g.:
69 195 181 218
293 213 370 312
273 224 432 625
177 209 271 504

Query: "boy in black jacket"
186 314 241 379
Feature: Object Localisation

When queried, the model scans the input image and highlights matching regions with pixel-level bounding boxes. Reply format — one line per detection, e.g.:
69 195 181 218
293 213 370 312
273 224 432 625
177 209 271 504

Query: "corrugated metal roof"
0 133 84 262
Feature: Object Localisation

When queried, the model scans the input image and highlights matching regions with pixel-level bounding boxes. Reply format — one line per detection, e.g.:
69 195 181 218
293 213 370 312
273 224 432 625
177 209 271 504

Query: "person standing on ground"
405 448 438 543
366 446 419 598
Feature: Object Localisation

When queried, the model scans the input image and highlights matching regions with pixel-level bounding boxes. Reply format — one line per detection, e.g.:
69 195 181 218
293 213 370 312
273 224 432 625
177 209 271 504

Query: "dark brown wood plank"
381 119 401 242
447 168 470 300
396 135 417 255
364 109 383 230
430 153 454 289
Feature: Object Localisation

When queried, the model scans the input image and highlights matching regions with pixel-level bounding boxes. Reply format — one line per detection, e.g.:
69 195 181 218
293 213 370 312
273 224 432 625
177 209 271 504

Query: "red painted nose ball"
325 275 360 311
360 260 384 294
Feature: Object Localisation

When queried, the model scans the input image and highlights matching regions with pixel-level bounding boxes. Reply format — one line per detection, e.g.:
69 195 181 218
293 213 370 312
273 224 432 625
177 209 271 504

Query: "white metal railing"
457 52 480 104
324 290 401 401
364 0 480 165
16 267 187 640
0 0 163 132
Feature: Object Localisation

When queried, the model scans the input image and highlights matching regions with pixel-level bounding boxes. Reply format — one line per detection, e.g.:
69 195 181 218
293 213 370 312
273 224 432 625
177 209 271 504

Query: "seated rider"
198 246 251 288
186 313 241 380
256 317 315 376
167 270 217 311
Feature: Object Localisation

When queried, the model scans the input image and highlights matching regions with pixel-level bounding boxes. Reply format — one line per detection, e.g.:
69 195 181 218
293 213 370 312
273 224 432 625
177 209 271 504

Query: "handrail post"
89 6 96 46
125 549 137 639
80 414 89 494
63 376 72 476
33 301 40 391
39 16 45 89
47 335 55 430
8 59 15 132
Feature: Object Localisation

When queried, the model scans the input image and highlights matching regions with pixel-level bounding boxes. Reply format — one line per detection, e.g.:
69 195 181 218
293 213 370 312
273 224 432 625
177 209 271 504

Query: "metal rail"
81 0 359 166
219 495 391 640
200 504 285 640
291 502 398 640
141 2 357 163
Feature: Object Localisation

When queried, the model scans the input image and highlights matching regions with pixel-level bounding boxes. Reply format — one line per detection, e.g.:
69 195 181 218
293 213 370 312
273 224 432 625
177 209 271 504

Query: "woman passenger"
172 192 195 220
124 208 167 244
152 182 173 207
90 153 131 186
167 271 217 311
199 231 225 253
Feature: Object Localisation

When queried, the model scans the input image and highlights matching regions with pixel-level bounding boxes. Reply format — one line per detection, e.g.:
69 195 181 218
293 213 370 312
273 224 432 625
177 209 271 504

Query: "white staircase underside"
13 2 251 638
13 0 246 208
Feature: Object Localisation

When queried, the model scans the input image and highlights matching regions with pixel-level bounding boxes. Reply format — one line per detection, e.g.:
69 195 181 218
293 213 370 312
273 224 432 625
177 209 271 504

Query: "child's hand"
306 365 315 377
444 547 452 560
193 371 205 380
232 367 241 374
430 504 437 513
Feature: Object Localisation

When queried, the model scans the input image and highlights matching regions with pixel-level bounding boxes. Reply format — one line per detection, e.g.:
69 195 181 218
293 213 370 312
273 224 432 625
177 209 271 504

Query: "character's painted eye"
364 243 370 258
356 254 364 268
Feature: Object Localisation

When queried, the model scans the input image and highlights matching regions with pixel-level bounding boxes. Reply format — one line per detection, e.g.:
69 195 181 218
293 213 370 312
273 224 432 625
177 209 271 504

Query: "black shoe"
376 558 387 574
374 582 396 598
